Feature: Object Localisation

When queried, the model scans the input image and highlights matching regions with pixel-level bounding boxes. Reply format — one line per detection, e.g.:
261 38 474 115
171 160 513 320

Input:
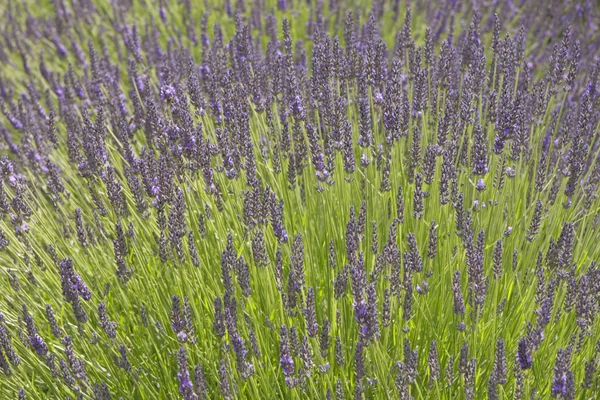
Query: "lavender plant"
0 0 599 398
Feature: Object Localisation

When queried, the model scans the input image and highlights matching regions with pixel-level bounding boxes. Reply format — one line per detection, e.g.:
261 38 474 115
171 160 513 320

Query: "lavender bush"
0 0 599 398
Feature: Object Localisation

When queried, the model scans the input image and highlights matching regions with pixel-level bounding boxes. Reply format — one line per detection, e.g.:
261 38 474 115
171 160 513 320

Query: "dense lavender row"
0 0 600 398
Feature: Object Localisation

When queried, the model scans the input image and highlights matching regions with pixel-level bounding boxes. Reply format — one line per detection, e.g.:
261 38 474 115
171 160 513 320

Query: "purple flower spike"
517 338 532 370
475 179 486 191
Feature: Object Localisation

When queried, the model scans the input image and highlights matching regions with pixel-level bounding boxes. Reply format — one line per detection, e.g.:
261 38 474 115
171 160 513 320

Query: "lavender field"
0 0 599 398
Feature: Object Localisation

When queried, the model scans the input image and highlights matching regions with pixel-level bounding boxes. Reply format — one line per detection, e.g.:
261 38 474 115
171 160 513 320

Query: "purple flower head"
177 331 188 343
52 36 68 58
225 168 236 179
231 333 247 359
281 353 294 375
291 95 304 116
171 295 184 334
360 154 370 167
279 325 294 377
177 347 197 399
315 160 325 172
551 372 567 397
473 162 488 175
73 276 92 300
304 287 319 337
29 334 48 356
270 196 288 244
493 135 505 154
416 281 429 295
22 305 48 357
543 131 552 151
8 116 23 131
550 347 574 398
278 228 289 243
353 298 369 324
357 135 369 148
177 369 195 397
471 122 488 175
135 76 146 93
199 64 211 80
8 175 18 187
170 144 183 157
53 86 65 99
15 222 29 234
517 338 532 369
160 85 176 102
475 179 486 191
